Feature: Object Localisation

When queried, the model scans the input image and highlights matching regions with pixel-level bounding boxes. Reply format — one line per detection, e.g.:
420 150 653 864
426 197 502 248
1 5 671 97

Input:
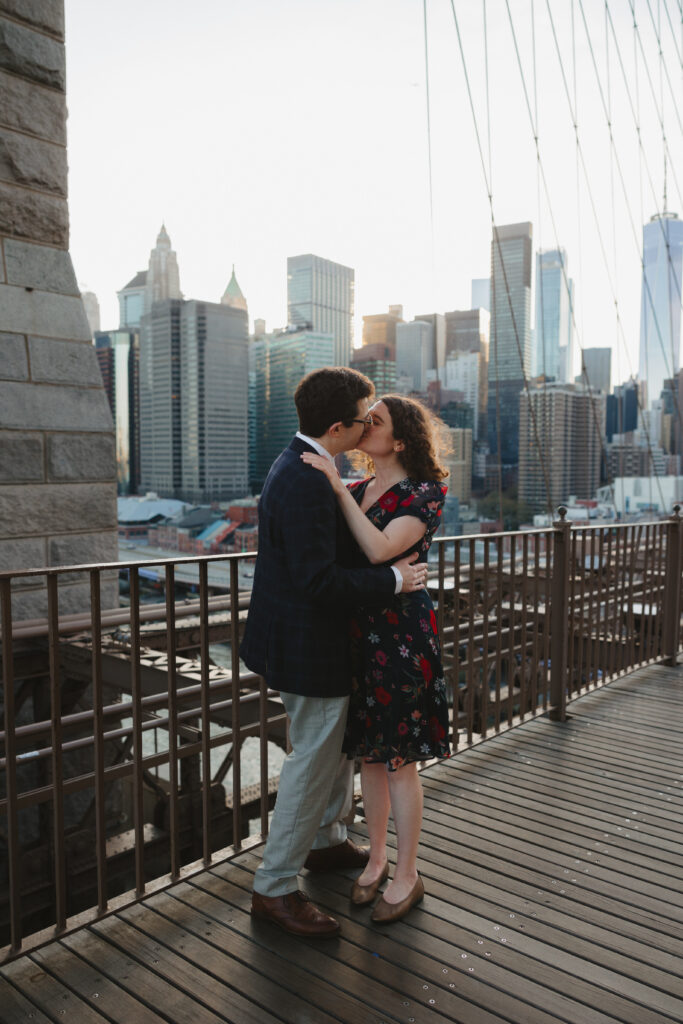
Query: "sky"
64 0 682 386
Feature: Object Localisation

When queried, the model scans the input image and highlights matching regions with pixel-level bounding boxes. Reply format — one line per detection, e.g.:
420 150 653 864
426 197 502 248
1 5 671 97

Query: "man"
241 367 428 937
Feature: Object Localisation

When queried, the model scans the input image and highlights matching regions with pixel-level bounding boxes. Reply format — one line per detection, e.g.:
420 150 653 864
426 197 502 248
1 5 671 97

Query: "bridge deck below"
2 662 682 1024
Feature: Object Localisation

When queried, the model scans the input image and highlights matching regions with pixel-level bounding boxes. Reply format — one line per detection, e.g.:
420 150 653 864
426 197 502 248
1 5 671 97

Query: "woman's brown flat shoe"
350 860 390 906
371 875 424 923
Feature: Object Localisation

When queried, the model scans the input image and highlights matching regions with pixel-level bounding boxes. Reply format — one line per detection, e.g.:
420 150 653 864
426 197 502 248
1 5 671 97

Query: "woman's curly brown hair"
353 394 450 482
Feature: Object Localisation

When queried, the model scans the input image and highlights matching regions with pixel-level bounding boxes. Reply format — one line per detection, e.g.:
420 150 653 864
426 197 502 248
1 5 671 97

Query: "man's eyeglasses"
351 415 374 427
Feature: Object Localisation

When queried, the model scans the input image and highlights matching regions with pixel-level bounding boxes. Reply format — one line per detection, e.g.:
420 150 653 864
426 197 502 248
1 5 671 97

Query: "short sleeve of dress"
392 480 447 533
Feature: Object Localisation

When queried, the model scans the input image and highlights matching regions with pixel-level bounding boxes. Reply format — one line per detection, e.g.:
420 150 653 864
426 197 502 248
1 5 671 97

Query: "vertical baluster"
1 578 21 952
230 558 242 849
567 529 577 697
467 541 479 739
199 561 211 865
494 536 504 725
165 564 180 880
597 528 606 684
639 526 651 666
506 534 517 727
47 575 66 932
519 534 529 720
615 526 627 675
626 525 639 671
453 538 465 748
606 528 618 681
589 530 598 687
651 524 665 661
530 535 540 713
541 531 552 710
584 531 593 688
437 542 445 638
576 530 587 692
129 566 144 896
482 539 490 730
90 570 107 914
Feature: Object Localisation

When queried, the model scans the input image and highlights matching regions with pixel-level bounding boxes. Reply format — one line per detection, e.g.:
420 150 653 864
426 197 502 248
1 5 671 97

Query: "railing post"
662 504 682 666
549 506 571 722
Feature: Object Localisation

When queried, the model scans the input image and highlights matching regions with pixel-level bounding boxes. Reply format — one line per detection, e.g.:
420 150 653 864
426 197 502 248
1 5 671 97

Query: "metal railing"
1 507 681 960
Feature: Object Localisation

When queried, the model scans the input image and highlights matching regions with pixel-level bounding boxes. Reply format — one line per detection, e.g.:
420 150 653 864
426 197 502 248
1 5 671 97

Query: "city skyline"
64 0 682 385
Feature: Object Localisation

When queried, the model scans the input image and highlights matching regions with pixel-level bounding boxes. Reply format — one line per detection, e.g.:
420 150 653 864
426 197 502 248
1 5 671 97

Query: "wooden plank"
429 756 683 862
419 776 683 882
1 956 111 1024
120 897 316 1024
0 973 53 1024
232 852 666 1024
418 792 683 899
178 871 482 1024
188 864 540 1024
63 925 229 1024
32 940 166 1024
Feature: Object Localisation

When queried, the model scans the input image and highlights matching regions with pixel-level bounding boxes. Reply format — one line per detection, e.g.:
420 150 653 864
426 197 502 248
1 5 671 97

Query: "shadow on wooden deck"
2 662 682 1024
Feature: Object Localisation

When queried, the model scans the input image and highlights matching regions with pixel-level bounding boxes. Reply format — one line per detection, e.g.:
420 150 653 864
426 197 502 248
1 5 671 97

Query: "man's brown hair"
294 367 374 437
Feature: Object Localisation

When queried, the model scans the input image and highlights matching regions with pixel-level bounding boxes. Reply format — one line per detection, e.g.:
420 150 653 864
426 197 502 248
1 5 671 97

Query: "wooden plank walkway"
2 661 682 1024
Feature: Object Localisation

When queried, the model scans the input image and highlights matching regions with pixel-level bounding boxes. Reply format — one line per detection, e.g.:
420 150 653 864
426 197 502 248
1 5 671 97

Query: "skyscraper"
350 343 396 394
519 382 605 512
139 298 249 501
533 248 574 382
361 309 403 352
487 222 533 465
287 254 354 366
94 330 140 495
577 347 612 394
250 329 335 491
147 224 182 312
638 209 683 408
221 266 248 313
395 320 433 392
117 225 183 328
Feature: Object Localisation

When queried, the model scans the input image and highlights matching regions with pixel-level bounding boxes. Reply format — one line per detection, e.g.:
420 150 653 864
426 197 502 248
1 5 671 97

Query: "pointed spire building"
146 223 182 313
221 265 248 313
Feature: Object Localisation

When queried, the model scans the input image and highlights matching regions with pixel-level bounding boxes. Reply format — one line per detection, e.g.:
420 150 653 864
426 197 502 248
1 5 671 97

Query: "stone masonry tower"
0 0 118 618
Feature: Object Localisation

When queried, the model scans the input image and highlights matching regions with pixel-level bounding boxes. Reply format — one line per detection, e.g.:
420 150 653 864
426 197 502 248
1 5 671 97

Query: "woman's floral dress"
343 477 451 771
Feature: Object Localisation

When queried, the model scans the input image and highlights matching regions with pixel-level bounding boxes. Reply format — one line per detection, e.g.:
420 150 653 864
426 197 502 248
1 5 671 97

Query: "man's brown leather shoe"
304 838 370 872
251 890 341 937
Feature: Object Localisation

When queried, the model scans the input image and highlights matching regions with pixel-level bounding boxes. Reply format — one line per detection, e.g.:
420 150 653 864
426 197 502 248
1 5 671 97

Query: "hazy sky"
64 0 682 385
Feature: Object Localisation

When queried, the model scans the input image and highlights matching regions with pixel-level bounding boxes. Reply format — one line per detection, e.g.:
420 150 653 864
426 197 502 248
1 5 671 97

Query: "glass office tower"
287 254 354 367
638 211 683 408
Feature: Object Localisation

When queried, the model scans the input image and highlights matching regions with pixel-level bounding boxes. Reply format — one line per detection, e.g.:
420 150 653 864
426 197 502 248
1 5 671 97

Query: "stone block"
0 483 117 537
47 432 116 481
0 431 43 481
0 1 65 37
0 332 28 379
0 283 90 339
0 381 113 432
0 181 67 247
4 239 77 293
0 70 66 144
0 128 66 196
0 18 65 89
0 536 45 573
49 531 118 580
29 336 103 385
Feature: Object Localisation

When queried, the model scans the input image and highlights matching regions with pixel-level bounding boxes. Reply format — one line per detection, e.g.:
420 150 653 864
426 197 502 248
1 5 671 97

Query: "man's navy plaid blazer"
240 436 396 697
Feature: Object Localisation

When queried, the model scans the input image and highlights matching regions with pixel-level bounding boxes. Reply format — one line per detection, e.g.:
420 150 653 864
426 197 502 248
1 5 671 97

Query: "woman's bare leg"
355 760 390 885
383 761 422 903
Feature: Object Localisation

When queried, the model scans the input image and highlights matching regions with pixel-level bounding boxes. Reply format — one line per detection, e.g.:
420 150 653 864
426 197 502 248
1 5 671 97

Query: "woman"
301 394 450 923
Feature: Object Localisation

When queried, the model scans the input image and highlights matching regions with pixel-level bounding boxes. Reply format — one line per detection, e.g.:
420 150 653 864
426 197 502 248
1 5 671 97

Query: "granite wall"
0 0 118 619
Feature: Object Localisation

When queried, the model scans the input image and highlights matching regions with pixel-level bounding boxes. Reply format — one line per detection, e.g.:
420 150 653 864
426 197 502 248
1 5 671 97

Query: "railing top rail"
1 515 676 584
0 549 256 582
